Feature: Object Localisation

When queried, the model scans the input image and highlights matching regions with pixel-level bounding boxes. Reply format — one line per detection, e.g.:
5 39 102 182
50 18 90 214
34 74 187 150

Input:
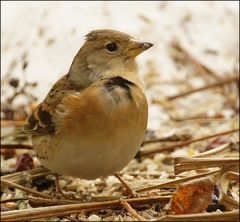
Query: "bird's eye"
105 42 118 52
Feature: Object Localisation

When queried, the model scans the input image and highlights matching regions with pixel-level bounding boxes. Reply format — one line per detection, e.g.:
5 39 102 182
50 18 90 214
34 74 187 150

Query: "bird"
23 29 153 196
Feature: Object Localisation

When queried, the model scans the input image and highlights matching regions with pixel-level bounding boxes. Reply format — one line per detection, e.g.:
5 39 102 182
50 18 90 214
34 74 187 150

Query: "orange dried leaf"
171 181 214 214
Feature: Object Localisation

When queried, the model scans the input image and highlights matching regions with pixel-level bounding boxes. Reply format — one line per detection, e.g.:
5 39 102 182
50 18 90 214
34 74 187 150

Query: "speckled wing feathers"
23 105 55 135
23 74 79 136
24 75 138 136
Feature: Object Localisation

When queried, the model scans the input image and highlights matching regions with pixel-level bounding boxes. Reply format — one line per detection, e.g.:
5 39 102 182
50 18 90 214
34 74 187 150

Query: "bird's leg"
114 173 138 198
54 173 66 198
54 173 76 199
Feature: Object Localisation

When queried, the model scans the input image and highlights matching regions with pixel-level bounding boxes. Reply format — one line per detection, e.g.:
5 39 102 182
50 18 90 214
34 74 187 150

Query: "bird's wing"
23 74 79 136
24 75 147 136
23 103 56 136
54 76 148 133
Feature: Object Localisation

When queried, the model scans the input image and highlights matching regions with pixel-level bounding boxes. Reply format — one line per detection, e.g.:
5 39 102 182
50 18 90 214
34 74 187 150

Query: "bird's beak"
127 39 153 57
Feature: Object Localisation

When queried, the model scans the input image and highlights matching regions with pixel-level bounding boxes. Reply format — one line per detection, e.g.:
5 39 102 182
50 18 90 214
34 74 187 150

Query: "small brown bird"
23 29 152 193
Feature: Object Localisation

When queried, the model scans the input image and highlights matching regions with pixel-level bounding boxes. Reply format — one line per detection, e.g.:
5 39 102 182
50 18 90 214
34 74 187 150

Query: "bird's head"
69 29 153 86
83 29 153 60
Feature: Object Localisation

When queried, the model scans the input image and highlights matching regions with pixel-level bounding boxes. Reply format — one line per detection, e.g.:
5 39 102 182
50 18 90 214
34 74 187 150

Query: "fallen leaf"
219 171 239 210
15 153 34 172
206 136 231 150
1 149 16 160
171 178 214 214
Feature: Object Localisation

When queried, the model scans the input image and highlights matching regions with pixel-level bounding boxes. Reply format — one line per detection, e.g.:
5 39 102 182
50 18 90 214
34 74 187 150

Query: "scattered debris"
1 2 239 221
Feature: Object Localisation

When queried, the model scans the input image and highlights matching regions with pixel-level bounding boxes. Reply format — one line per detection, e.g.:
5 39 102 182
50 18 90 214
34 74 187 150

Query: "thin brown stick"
28 196 122 207
1 144 33 149
139 128 239 156
1 195 171 221
115 173 137 197
136 169 221 193
172 40 221 80
155 210 239 221
174 157 239 174
54 173 70 198
119 172 179 178
167 75 239 101
1 120 25 127
172 116 225 122
121 199 146 221
192 142 231 158
1 198 28 204
142 133 192 146
1 167 50 184
28 196 84 207
1 179 53 199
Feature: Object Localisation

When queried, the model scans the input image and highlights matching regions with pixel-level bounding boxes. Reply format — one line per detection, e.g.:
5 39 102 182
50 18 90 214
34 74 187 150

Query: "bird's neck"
68 56 95 88
68 55 144 90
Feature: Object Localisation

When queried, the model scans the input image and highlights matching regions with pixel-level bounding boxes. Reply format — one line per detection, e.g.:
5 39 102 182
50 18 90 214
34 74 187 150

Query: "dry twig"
155 210 239 221
1 167 50 184
1 120 25 127
171 40 221 80
139 128 239 156
142 133 192 146
121 199 146 221
174 157 239 174
136 169 220 193
192 142 232 157
1 179 53 199
0 198 28 204
1 144 33 150
1 195 171 221
28 196 85 207
167 75 239 101
115 173 137 197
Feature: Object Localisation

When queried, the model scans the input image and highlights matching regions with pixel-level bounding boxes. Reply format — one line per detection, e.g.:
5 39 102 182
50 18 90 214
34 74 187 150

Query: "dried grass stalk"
219 171 239 210
167 75 239 101
1 195 171 221
155 210 239 221
121 199 147 221
136 169 221 193
174 157 239 174
1 167 50 184
1 179 53 199
140 128 239 156
192 143 232 158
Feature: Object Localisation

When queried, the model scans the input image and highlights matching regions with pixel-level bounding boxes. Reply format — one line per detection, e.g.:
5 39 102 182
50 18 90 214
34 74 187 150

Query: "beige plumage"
24 29 152 179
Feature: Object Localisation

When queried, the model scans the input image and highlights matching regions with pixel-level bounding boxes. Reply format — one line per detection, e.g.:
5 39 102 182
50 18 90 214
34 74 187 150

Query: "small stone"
122 174 134 181
88 214 101 221
1 206 12 212
9 78 19 88
206 203 225 212
58 179 67 188
32 176 54 191
147 163 158 172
